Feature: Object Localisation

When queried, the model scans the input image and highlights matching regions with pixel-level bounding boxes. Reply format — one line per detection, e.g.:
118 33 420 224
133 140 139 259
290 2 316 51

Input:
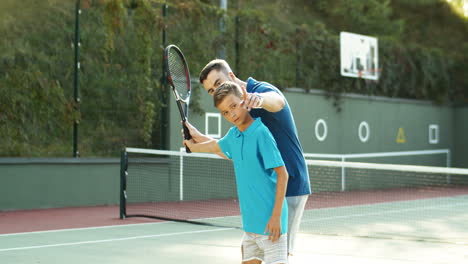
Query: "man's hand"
239 85 263 110
264 216 282 242
239 85 284 112
241 92 264 110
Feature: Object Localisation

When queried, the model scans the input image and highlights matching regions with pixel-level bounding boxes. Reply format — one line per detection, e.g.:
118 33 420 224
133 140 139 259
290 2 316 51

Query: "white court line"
0 221 172 237
430 207 468 213
302 201 468 223
0 227 233 252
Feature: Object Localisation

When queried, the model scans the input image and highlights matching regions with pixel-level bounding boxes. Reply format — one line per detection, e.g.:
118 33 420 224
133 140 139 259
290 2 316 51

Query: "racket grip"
182 122 192 153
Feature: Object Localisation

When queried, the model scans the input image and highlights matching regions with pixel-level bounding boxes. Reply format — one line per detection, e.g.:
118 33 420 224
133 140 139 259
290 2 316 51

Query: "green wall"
2 89 466 212
0 159 119 211
169 87 457 166
287 91 453 155
454 106 468 168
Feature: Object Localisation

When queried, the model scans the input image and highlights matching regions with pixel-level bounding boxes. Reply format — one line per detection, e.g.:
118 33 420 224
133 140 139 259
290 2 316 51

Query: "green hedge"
1 0 467 157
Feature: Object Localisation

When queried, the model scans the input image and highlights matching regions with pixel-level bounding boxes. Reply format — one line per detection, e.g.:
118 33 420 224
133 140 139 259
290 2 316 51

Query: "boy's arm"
183 122 227 159
183 121 212 143
183 138 221 154
265 165 289 242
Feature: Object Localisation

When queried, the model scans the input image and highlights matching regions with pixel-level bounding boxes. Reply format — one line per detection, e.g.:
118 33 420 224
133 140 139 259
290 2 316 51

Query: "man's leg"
286 195 308 255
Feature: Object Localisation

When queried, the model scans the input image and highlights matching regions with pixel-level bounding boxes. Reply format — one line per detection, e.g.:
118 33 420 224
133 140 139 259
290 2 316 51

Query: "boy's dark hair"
199 59 232 84
213 81 243 107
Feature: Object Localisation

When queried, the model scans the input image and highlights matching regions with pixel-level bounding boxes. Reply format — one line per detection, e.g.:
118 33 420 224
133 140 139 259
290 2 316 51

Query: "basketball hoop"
340 32 379 81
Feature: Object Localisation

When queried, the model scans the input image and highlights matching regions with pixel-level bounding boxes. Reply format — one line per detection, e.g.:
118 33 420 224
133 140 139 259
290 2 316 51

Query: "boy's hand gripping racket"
164 45 192 153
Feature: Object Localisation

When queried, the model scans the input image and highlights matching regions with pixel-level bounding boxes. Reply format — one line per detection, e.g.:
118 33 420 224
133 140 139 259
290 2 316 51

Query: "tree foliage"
1 0 467 156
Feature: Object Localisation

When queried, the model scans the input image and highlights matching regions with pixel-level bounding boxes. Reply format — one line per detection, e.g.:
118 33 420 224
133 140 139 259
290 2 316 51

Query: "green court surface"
1 195 467 264
1 223 467 264
300 195 468 244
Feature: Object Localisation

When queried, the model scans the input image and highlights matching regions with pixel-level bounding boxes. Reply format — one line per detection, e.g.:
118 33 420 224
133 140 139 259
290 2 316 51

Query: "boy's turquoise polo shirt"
218 118 288 235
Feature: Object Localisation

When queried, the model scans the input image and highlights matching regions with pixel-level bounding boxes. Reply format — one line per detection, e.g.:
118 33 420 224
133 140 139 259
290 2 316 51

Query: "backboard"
340 32 379 80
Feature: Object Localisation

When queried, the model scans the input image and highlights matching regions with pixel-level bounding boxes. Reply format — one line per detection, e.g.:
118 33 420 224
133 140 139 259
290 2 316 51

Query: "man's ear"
228 71 236 81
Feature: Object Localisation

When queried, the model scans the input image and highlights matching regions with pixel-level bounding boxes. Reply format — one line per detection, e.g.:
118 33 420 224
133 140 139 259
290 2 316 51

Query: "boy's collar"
234 117 262 137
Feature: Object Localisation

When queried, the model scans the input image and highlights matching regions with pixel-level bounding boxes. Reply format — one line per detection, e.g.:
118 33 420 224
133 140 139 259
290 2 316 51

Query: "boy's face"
216 94 250 126
202 70 232 96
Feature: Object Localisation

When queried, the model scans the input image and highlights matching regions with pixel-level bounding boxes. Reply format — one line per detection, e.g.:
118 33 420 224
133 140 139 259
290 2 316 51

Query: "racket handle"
182 122 192 153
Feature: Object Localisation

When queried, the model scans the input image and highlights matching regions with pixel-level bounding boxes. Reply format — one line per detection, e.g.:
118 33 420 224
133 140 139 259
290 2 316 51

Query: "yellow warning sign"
396 127 406 143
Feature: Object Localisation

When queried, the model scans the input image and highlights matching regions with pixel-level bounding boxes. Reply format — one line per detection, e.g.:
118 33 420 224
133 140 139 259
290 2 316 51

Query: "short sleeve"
257 128 284 169
218 127 235 159
247 78 282 96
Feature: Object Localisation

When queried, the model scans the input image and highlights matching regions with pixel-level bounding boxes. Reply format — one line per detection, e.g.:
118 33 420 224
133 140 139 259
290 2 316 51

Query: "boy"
184 81 289 264
185 59 310 256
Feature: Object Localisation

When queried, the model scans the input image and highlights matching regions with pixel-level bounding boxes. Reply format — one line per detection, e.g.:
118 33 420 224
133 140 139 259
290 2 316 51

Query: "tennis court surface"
1 195 467 264
2 148 468 263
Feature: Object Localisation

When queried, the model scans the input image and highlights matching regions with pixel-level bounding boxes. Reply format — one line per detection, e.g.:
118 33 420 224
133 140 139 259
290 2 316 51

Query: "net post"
179 148 185 201
120 149 128 219
341 157 346 191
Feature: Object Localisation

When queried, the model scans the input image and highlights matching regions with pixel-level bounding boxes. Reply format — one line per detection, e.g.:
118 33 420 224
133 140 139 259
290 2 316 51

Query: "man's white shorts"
242 232 288 264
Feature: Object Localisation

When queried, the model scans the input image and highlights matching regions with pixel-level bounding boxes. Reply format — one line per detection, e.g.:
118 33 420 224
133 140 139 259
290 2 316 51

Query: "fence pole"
219 0 228 59
73 0 81 157
295 27 300 88
160 2 169 150
235 8 240 74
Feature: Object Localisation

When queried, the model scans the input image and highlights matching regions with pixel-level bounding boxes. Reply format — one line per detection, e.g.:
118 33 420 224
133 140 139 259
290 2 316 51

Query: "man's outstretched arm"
240 89 285 113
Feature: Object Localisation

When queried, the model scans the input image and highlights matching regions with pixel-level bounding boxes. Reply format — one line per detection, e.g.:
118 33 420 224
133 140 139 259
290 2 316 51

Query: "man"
186 59 311 256
185 81 289 264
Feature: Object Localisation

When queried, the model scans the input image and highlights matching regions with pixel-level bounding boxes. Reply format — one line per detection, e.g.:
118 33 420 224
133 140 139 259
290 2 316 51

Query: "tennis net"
120 148 468 243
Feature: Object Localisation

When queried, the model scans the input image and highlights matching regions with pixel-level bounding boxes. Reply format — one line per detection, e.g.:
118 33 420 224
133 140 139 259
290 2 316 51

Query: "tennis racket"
164 44 192 153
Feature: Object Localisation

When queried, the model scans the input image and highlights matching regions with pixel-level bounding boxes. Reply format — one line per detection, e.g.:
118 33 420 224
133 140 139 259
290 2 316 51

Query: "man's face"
216 94 249 126
202 70 232 96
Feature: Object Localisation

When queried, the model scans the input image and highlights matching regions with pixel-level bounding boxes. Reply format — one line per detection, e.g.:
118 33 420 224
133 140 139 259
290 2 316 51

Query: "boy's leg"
242 232 264 264
243 260 262 264
262 233 288 264
286 195 308 255
242 243 261 264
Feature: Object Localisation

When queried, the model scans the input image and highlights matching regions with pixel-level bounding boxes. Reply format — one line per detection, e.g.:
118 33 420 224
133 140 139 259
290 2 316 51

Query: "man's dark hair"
199 59 232 84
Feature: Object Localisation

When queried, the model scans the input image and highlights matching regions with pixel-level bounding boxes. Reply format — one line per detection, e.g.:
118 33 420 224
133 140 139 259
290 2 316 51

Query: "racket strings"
168 50 190 100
